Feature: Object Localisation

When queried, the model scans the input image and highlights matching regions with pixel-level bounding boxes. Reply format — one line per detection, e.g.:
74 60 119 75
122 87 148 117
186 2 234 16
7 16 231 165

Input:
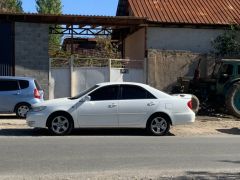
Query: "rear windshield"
19 80 29 89
34 80 42 90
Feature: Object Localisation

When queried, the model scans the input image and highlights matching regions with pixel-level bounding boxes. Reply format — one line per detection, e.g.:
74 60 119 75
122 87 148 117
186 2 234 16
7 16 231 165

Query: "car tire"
48 113 73 136
15 103 30 118
147 115 170 136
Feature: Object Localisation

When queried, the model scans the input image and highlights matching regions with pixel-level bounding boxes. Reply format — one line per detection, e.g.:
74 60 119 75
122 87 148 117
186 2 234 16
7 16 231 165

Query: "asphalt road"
0 136 240 179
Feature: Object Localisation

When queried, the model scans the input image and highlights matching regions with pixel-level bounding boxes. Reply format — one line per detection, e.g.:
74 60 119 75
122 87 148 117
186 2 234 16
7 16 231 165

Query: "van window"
19 80 29 89
34 80 42 90
0 80 19 91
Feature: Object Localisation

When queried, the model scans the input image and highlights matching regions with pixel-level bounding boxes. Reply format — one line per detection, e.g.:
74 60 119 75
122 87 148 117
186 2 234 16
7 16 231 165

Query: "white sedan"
27 82 195 136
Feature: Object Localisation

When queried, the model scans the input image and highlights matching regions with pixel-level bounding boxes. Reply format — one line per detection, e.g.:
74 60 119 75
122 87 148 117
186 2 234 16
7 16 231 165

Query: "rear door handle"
147 102 155 106
108 103 117 108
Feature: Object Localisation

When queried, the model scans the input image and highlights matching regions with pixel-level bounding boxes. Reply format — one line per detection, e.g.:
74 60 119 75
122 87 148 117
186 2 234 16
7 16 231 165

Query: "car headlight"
31 106 47 112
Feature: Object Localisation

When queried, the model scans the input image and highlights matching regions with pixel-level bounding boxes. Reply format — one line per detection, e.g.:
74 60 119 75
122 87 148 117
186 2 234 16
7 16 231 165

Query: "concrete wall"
147 27 224 53
147 49 215 92
15 22 49 99
124 28 145 60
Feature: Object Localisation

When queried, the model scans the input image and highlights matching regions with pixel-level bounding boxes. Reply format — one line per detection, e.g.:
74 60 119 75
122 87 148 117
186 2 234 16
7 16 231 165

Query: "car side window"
19 80 29 89
120 85 156 100
89 85 119 101
0 80 19 91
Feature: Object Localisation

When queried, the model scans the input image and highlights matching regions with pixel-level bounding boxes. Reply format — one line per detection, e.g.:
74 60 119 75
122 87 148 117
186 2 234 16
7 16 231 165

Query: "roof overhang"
0 13 147 28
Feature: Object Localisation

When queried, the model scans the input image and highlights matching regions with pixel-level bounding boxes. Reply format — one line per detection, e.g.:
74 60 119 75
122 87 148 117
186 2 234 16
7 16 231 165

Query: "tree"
0 0 23 13
36 0 62 14
212 25 240 57
35 0 62 52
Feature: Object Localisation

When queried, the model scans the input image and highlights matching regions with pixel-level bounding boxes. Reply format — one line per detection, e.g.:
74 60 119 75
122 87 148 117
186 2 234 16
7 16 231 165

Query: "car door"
77 85 119 127
0 79 20 112
118 85 158 127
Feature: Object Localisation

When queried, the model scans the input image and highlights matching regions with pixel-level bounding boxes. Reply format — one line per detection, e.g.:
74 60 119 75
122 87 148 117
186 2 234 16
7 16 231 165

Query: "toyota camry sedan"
27 82 195 136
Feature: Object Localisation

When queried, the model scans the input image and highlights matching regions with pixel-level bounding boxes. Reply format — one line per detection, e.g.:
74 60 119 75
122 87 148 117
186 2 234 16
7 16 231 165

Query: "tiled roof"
127 0 240 25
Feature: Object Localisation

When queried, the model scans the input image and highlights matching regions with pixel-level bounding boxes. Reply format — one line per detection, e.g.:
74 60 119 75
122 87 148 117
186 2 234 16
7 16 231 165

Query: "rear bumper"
171 111 195 125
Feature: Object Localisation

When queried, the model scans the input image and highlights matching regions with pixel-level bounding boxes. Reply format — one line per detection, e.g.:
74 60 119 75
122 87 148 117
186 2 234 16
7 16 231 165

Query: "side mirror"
80 95 91 102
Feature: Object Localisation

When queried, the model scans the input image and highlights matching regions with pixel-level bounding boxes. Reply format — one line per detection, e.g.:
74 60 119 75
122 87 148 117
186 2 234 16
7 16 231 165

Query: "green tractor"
172 59 240 117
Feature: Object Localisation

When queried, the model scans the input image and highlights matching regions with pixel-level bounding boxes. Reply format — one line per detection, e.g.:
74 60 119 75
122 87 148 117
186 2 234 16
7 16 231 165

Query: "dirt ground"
0 114 239 136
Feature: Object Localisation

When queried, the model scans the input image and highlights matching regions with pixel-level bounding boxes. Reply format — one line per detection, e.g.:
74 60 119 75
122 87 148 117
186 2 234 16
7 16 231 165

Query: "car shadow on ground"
0 128 175 137
216 128 240 135
218 160 240 164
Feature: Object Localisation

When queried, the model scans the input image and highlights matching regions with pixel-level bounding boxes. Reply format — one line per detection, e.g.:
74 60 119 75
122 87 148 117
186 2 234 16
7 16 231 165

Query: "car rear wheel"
16 103 30 118
48 114 73 135
147 116 170 136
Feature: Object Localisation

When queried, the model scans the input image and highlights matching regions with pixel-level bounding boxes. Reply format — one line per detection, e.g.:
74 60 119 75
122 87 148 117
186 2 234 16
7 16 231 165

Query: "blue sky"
22 0 119 16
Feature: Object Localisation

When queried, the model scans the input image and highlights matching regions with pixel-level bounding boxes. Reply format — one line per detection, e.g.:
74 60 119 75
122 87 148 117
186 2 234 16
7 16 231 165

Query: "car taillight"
187 100 192 109
34 88 40 99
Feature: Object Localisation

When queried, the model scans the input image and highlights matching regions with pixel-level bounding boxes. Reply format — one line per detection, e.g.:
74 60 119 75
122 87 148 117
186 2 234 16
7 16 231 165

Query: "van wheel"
16 103 30 118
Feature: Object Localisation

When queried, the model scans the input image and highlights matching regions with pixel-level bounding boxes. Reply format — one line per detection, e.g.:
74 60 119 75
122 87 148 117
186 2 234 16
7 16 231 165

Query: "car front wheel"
147 115 170 136
48 114 73 135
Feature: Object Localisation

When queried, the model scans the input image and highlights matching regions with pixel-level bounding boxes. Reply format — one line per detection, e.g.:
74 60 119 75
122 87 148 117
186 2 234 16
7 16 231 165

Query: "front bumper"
26 110 50 128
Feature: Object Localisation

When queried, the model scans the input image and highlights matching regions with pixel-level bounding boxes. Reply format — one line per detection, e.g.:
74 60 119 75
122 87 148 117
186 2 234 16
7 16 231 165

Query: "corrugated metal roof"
128 0 240 25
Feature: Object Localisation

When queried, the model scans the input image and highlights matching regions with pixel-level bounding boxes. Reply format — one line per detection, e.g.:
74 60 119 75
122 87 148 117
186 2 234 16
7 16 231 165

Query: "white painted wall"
110 69 144 83
147 27 225 53
50 67 144 99
72 67 109 96
50 68 70 98
124 28 145 59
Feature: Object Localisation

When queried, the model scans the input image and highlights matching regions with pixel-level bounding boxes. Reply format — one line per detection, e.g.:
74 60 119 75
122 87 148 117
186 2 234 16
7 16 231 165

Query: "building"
116 0 240 91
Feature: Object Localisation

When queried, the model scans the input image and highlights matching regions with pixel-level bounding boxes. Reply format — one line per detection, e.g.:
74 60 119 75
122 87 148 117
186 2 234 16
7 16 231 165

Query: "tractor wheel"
191 95 200 114
225 82 240 118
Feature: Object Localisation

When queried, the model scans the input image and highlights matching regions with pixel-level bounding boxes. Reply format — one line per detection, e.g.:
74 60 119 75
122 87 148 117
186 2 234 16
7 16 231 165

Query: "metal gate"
0 22 14 76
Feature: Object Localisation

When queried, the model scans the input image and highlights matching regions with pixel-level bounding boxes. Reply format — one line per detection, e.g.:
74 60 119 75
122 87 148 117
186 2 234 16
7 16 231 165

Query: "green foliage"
35 0 62 53
0 0 23 13
212 25 240 56
35 0 62 14
95 36 120 59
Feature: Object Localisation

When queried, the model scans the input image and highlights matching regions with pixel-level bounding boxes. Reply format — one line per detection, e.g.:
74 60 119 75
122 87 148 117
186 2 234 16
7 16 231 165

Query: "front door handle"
147 102 155 106
108 103 117 108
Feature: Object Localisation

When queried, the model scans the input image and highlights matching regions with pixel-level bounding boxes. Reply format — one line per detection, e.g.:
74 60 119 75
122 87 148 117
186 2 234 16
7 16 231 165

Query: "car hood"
33 97 75 107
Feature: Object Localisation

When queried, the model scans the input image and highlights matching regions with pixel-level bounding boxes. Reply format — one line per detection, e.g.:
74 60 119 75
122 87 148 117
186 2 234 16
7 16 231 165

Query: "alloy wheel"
150 117 168 135
51 116 70 135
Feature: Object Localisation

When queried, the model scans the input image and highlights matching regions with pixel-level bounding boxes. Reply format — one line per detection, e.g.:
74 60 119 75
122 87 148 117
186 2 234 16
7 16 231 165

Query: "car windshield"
68 85 99 100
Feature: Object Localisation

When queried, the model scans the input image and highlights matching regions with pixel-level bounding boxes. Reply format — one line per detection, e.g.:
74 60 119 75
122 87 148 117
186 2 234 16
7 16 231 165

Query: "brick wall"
15 22 49 99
